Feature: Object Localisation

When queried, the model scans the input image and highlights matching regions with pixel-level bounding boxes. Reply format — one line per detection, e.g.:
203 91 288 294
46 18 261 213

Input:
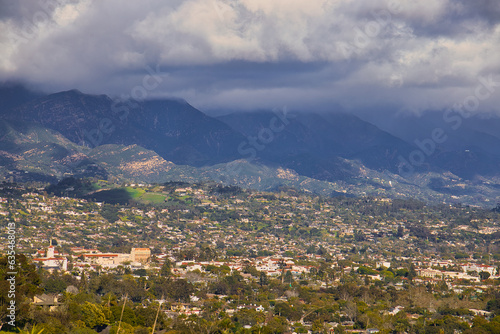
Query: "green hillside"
2 120 500 207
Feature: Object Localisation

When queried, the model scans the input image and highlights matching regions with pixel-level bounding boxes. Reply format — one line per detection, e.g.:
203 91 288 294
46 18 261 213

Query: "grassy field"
84 186 178 205
140 193 166 203
125 187 146 198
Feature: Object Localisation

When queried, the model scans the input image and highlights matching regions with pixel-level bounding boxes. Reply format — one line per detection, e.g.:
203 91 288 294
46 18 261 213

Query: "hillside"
1 88 500 206
3 90 245 166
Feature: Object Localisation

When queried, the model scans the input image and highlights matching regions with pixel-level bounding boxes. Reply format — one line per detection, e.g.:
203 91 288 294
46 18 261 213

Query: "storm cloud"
0 0 499 114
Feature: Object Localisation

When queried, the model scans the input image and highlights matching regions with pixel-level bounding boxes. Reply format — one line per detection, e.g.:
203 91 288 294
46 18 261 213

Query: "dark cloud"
0 0 498 114
458 0 500 26
396 1 500 39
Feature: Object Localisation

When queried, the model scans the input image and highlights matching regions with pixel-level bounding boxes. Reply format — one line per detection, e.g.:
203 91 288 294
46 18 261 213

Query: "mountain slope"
0 83 44 112
1 118 500 206
364 111 500 179
0 119 105 182
218 111 417 181
3 87 500 206
3 90 245 166
0 119 178 184
88 144 174 183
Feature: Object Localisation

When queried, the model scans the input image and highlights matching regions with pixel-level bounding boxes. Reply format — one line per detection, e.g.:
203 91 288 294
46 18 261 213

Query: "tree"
479 271 491 280
262 316 289 333
81 301 109 329
408 263 417 283
357 266 377 276
334 324 346 334
18 324 47 334
316 246 326 255
233 308 265 327
274 302 301 320
169 279 194 302
306 245 316 254
396 225 404 238
354 229 365 242
260 272 268 287
278 259 286 284
243 265 260 277
160 259 172 277
133 269 148 277
0 255 42 328
99 204 119 223
486 293 500 315
110 321 135 334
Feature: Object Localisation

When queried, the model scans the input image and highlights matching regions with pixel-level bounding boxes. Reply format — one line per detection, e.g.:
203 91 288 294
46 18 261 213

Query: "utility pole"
151 296 164 334
117 293 128 334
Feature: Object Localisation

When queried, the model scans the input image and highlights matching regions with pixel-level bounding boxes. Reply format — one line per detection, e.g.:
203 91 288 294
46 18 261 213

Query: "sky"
0 0 499 115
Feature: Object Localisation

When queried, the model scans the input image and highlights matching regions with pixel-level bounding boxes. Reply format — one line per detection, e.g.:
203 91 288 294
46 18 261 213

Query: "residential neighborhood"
1 181 500 333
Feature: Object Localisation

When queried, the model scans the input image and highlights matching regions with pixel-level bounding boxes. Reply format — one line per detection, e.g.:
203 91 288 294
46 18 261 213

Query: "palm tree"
18 325 45 334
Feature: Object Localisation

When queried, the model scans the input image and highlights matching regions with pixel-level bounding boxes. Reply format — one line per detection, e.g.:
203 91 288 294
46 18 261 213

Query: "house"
32 294 61 311
376 261 391 269
388 306 404 315
82 253 128 266
469 309 493 317
418 268 442 278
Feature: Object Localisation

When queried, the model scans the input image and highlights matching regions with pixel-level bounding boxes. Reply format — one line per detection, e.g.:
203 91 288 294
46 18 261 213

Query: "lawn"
125 187 146 198
140 193 166 203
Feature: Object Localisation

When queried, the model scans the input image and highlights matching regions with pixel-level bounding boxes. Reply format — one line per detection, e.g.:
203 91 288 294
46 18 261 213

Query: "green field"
140 193 166 203
125 187 146 198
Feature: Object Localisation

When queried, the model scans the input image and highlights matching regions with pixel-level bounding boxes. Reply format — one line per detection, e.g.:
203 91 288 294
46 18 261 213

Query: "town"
1 181 500 333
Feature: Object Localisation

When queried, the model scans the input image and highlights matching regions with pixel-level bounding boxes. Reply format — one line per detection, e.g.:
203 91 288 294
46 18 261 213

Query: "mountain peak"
1 89 245 166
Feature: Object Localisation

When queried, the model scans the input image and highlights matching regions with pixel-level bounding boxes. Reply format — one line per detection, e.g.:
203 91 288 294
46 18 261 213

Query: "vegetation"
1 181 500 333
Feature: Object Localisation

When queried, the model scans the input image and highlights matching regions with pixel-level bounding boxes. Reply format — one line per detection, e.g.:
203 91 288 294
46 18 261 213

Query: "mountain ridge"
2 86 500 206
3 89 246 167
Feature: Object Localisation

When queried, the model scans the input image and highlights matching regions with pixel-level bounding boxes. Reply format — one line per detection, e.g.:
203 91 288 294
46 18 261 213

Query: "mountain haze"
218 111 416 181
2 86 500 206
4 89 245 166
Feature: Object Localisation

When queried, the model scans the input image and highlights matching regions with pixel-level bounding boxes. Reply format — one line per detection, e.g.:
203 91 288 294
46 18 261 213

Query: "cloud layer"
1 0 499 113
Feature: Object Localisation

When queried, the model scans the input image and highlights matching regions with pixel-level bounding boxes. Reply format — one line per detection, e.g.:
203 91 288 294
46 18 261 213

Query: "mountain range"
1 84 500 207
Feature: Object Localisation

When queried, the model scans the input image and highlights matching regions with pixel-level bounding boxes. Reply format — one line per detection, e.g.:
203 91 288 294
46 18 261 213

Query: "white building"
33 245 68 272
